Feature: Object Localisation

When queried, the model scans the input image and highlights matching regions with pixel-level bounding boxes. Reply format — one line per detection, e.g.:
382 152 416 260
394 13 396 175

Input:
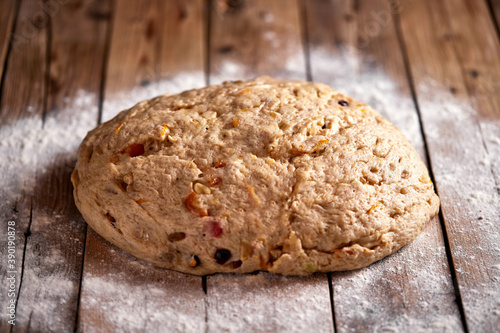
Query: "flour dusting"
80 273 205 333
102 72 205 122
207 273 332 332
415 79 500 329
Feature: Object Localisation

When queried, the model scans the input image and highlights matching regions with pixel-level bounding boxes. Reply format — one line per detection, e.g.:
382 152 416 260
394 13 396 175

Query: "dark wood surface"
1 0 499 332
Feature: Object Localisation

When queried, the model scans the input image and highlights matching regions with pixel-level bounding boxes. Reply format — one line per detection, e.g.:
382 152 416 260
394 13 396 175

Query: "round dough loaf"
72 77 439 275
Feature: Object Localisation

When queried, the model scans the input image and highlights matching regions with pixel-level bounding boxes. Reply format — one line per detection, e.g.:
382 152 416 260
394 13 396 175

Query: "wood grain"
397 0 500 331
12 0 109 331
0 0 47 330
206 1 333 331
158 0 205 79
209 0 306 84
304 0 462 331
101 0 206 122
78 1 207 331
0 0 17 80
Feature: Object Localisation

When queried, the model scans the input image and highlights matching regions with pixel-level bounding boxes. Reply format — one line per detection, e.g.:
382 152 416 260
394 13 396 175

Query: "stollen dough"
71 77 440 275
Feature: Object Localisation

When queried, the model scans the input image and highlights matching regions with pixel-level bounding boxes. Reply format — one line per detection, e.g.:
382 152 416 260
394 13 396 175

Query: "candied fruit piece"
212 159 226 168
205 220 223 238
168 232 186 242
208 177 222 186
238 89 251 95
115 122 124 133
189 255 200 268
185 192 208 217
367 202 381 214
123 144 144 157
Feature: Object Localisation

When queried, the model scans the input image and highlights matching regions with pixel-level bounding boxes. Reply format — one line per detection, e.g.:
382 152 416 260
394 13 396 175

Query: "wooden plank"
101 0 206 123
0 0 17 79
0 0 47 330
206 1 333 332
11 0 109 331
157 0 205 88
209 0 306 84
397 0 500 331
305 0 463 331
78 1 207 331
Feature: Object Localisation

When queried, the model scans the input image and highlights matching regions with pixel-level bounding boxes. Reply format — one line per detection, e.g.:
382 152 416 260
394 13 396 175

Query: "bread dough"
71 77 439 275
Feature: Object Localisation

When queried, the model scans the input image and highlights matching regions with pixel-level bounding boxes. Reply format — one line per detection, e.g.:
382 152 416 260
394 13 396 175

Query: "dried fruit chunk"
205 220 223 238
160 124 168 139
212 159 226 168
115 122 124 133
338 100 349 106
214 249 232 264
232 260 242 269
123 144 144 157
208 177 222 186
185 192 208 217
168 232 186 242
189 255 200 268
237 89 251 95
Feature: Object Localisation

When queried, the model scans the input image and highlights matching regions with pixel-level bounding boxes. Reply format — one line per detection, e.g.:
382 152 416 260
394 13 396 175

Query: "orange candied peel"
367 202 381 214
208 177 222 186
160 124 168 138
292 139 329 155
248 186 260 205
212 159 226 168
237 89 251 95
115 122 124 133
188 256 200 268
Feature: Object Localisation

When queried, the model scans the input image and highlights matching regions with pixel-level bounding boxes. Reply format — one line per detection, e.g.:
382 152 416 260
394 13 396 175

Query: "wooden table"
1 0 499 332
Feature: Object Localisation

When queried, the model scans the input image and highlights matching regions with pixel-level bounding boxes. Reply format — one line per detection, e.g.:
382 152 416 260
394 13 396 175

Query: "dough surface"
72 77 440 275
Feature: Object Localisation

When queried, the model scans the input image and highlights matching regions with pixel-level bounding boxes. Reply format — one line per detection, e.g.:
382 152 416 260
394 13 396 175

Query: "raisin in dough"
71 77 440 276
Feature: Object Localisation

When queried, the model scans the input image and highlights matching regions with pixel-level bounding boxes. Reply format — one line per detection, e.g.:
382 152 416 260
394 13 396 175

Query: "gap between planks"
206 0 333 331
78 1 207 332
394 0 500 331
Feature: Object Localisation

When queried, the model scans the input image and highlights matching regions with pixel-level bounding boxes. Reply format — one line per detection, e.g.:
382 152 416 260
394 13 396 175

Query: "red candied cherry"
206 220 223 238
